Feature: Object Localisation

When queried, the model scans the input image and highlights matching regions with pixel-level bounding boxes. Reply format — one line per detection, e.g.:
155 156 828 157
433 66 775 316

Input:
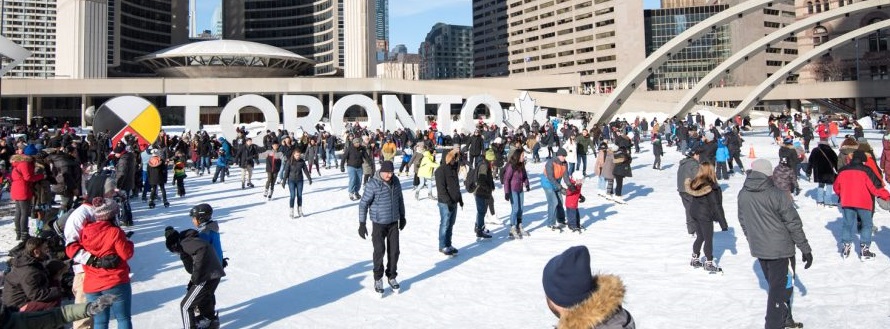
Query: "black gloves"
802 252 813 269
399 217 406 231
222 257 229 268
458 201 464 208
187 280 194 291
164 226 182 253
341 167 345 173
505 193 511 202
86 254 121 269
358 223 368 239
309 179 313 185
87 294 118 315
525 185 530 192
579 195 586 203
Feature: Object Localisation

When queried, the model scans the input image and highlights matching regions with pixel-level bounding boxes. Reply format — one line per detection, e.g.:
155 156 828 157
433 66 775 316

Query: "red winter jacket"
565 180 583 209
10 154 45 201
816 124 830 141
834 168 890 211
79 221 134 293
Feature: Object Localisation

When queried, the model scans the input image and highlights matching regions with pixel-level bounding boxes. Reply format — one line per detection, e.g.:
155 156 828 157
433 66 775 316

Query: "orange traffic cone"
748 147 756 159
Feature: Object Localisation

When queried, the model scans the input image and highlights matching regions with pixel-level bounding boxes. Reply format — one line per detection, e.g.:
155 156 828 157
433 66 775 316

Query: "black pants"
174 176 186 196
653 154 661 169
759 257 796 329
680 192 695 234
716 161 728 180
614 176 625 196
14 200 31 237
181 278 220 329
729 151 744 172
692 217 714 260
150 184 167 204
264 172 277 195
213 166 226 182
372 222 400 281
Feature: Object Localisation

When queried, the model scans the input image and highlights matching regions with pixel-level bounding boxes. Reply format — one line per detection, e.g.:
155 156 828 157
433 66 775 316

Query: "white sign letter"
382 95 423 132
282 95 324 135
426 95 462 134
219 94 280 140
330 95 382 137
460 95 503 134
167 95 217 134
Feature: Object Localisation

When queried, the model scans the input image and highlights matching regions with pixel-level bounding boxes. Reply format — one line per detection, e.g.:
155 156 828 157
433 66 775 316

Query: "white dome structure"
136 40 316 78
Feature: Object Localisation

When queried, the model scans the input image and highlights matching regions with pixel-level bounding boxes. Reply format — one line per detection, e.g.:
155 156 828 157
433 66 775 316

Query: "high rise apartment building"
375 0 389 60
224 0 344 75
108 0 189 76
1 0 57 78
645 0 797 91
419 23 474 79
56 0 108 78
473 0 509 77
505 0 645 93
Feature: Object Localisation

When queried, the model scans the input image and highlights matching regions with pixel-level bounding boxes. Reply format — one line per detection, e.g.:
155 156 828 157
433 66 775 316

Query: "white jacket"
563 139 578 163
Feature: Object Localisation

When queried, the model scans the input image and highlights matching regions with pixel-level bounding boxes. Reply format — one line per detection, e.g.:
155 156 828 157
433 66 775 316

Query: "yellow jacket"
418 151 439 178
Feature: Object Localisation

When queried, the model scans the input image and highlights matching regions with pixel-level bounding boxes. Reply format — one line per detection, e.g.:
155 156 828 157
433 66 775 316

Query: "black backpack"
464 165 481 194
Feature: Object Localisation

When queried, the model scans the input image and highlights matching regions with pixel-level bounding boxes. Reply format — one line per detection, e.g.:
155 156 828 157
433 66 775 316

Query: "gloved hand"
186 280 194 291
86 254 121 269
579 195 586 203
358 223 368 239
802 252 813 269
399 217 406 231
505 193 512 202
281 180 286 189
458 201 464 209
87 294 118 315
222 257 229 268
525 185 530 192
558 186 566 194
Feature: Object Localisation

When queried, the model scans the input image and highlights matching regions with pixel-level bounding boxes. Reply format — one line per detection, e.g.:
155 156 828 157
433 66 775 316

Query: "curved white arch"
674 0 890 117
733 19 890 116
593 0 775 124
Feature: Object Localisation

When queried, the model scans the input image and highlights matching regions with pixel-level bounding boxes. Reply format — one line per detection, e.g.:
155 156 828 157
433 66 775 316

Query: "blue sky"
198 0 663 52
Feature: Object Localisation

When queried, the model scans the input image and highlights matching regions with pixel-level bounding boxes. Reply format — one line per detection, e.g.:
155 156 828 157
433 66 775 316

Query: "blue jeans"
326 149 338 168
278 162 287 181
577 153 588 174
543 188 565 226
598 175 607 190
346 166 362 195
842 207 874 246
437 203 457 250
86 282 132 329
288 179 304 208
567 162 575 177
474 195 488 229
816 183 837 205
141 170 150 194
510 191 524 227
200 156 211 173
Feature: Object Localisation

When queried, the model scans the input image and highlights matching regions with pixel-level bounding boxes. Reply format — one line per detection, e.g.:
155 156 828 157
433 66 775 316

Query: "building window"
806 2 813 14
814 1 822 13
823 1 830 11
813 26 829 45
868 18 888 52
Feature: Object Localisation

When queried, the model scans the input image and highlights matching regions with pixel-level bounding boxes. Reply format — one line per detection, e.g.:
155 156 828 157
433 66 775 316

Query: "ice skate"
842 243 852 259
387 278 400 290
290 208 295 218
509 226 522 239
374 279 385 295
703 260 722 274
690 254 703 268
861 244 876 261
298 207 304 217
475 227 492 239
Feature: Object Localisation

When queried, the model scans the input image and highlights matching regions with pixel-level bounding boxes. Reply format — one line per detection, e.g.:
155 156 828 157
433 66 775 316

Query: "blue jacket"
198 221 224 262
359 173 405 225
716 139 730 163
541 159 567 191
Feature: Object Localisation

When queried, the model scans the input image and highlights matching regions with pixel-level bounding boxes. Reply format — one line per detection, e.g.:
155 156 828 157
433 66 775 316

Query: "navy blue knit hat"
543 245 595 308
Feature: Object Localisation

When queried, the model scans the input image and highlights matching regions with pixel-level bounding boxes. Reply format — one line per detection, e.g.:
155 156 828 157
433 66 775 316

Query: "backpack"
464 165 481 194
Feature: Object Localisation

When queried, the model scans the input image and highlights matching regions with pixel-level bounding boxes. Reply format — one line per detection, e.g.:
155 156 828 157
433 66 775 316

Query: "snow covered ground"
3 129 890 328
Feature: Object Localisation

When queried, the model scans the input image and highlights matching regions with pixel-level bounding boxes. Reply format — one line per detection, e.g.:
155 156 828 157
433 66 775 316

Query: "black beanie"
542 246 595 308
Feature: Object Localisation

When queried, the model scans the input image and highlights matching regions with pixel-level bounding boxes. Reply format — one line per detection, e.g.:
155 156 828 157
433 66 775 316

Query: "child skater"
565 172 586 233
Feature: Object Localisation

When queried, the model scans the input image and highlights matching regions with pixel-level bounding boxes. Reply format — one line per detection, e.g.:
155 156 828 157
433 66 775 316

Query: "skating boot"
267 192 273 201
509 226 521 239
298 207 304 217
783 318 803 328
842 243 852 259
164 201 170 208
861 244 876 261
475 227 492 239
263 189 268 198
387 278 400 290
148 202 155 209
374 279 385 294
414 189 421 200
703 260 722 274
247 182 255 188
241 182 245 189
289 208 295 218
690 254 703 268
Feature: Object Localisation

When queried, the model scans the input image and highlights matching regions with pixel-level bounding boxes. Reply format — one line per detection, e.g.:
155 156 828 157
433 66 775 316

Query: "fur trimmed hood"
9 154 33 163
684 178 713 197
558 274 633 329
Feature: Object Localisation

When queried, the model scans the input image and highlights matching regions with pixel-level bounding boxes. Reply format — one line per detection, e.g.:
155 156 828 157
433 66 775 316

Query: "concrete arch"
592 0 775 124
674 0 890 117
732 19 890 117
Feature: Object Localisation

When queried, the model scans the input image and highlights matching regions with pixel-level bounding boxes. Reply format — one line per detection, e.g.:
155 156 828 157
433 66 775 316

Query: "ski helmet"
189 203 213 222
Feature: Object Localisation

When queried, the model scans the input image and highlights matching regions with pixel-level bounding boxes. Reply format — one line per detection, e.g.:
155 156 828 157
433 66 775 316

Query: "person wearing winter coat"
542 148 569 230
283 149 313 218
2 238 63 311
146 150 168 209
80 199 134 329
565 173 585 232
778 137 800 176
398 142 414 176
738 159 812 329
833 151 890 260
563 136 579 177
611 146 633 203
172 153 187 197
381 139 397 162
836 137 859 170
114 147 136 195
0 299 117 329
357 161 405 293
415 149 438 200
651 134 664 170
10 145 44 240
435 149 463 256
467 130 484 170
304 138 321 176
677 149 701 235
715 138 730 180
259 141 285 200
543 246 635 329
234 138 259 189
723 130 745 174
165 225 225 329
807 141 838 206
340 138 370 201
882 132 890 184
472 156 495 239
503 149 531 239
576 130 592 175
324 132 339 169
211 146 229 184
594 143 615 197
684 162 728 272
46 147 81 211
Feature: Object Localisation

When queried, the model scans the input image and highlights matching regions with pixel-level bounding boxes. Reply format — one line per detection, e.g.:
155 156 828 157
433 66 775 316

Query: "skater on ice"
357 161 406 294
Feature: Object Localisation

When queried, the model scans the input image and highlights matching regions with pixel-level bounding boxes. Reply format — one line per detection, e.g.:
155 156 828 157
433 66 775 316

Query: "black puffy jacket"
685 179 727 230
1 254 61 309
178 229 226 284
435 163 462 205
807 144 838 184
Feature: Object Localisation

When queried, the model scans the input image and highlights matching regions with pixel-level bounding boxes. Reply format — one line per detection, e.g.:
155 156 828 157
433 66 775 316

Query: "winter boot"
842 243 852 259
148 202 155 209
783 318 803 329
703 260 720 273
387 278 400 290
263 189 268 198
475 227 492 239
298 207 304 217
268 192 273 201
164 201 170 208
290 208 295 218
861 244 876 260
690 254 703 268
247 182 255 188
427 191 435 200
241 182 245 189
